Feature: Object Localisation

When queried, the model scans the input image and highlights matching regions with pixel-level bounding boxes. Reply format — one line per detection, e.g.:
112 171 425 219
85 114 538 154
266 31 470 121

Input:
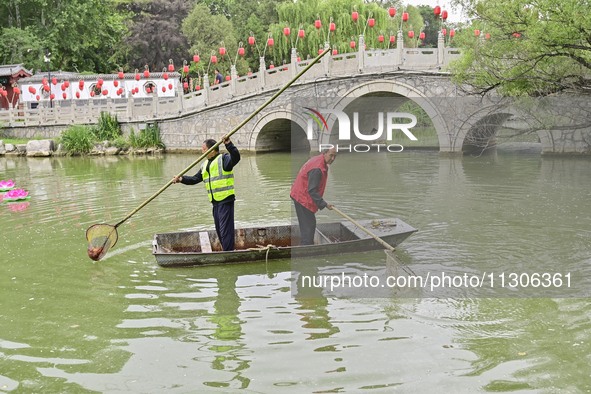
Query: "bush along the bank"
57 113 165 155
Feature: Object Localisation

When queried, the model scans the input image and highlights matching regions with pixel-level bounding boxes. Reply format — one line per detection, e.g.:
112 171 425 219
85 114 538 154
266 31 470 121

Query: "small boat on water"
152 218 417 267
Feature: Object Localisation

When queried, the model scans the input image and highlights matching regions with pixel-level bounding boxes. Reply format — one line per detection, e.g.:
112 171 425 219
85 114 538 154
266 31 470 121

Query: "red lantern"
450 29 456 38
146 87 151 93
36 95 40 100
118 71 125 79
298 29 305 38
183 65 189 73
163 72 169 80
442 28 447 36
135 73 140 81
329 22 336 32
238 47 245 56
388 7 396 17
193 54 200 63
168 63 175 72
102 89 108 96
352 11 359 22
248 36 255 45
61 84 66 91
43 85 50 92
283 27 290 36
28 86 36 94
390 35 395 43
195 85 201 91
168 83 173 90
378 35 384 43
50 93 55 100
318 48 323 55
350 40 356 49
114 80 119 87
14 87 21 95
162 86 166 92
368 18 375 27
143 69 150 78
219 47 226 56
64 81 70 88
42 77 48 85
210 55 218 64
419 31 425 40
402 12 409 22
297 56 301 62
474 29 481 37
225 75 231 81
269 64 274 69
485 33 491 39
408 30 415 38
75 92 80 99
434 5 441 16
442 10 448 20
332 48 338 55
314 19 321 29
97 79 103 87
267 37 274 47
51 77 57 85
62 92 67 99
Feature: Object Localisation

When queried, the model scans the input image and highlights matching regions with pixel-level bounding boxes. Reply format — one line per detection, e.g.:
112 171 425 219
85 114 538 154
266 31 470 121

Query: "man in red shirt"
290 147 337 245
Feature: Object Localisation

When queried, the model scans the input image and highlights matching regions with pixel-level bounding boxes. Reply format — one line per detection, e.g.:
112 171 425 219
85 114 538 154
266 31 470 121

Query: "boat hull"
152 218 417 267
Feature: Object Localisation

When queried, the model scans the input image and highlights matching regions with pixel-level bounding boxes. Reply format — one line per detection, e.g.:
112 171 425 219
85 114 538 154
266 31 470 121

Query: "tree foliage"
0 0 127 73
449 0 591 95
121 0 191 72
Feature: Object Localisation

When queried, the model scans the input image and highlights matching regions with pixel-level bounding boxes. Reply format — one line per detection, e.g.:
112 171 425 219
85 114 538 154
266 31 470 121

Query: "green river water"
1 150 590 393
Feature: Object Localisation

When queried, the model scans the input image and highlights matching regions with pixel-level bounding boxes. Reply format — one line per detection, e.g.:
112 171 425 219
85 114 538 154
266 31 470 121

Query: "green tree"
449 0 591 95
266 0 418 64
120 0 191 72
182 3 238 78
0 0 127 73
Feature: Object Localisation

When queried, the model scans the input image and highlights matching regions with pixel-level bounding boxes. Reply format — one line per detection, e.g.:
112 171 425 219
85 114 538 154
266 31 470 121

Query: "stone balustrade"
0 34 460 129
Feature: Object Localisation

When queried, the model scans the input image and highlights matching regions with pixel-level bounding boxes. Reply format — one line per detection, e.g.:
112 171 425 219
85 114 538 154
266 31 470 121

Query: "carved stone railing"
0 33 460 128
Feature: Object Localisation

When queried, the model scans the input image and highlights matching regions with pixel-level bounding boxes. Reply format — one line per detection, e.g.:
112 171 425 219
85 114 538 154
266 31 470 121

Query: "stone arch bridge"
2 38 588 155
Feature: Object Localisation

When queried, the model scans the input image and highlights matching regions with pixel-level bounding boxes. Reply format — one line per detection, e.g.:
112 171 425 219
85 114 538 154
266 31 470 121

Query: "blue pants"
213 201 235 251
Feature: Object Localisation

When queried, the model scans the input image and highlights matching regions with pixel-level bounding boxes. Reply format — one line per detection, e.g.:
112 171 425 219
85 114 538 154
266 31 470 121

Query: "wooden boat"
152 218 417 267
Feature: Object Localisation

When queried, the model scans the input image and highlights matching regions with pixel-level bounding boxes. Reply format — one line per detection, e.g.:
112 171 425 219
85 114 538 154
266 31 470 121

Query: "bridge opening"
463 113 541 155
255 118 309 153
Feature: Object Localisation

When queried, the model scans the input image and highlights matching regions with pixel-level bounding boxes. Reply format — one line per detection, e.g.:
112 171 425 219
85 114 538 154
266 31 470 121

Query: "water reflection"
1 153 591 391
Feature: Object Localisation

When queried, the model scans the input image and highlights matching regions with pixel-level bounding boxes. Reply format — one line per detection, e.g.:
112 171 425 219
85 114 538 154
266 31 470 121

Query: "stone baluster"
230 64 238 96
397 30 404 65
259 57 266 90
290 47 298 78
358 35 365 72
437 30 445 66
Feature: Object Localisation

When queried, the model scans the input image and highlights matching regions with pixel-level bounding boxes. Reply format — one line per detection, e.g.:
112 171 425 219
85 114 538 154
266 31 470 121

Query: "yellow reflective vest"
202 154 235 202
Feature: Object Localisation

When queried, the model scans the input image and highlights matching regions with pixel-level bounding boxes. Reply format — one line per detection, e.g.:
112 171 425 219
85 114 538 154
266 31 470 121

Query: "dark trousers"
292 199 316 246
213 201 235 251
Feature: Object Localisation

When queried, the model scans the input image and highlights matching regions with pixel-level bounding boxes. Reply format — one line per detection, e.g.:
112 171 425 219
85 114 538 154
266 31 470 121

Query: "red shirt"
290 154 328 213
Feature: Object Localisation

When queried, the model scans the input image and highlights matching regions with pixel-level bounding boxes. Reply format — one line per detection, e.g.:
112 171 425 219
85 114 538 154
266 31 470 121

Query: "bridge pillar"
323 42 330 75
397 30 404 65
259 57 266 90
358 35 365 72
230 65 237 96
202 74 210 104
437 31 444 66
290 48 298 78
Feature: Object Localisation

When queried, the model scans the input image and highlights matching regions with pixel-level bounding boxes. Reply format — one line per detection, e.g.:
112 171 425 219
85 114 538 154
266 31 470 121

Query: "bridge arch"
319 80 452 150
248 110 311 153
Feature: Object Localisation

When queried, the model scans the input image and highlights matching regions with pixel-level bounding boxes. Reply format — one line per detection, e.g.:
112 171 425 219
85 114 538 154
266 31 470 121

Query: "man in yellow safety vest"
173 137 240 250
